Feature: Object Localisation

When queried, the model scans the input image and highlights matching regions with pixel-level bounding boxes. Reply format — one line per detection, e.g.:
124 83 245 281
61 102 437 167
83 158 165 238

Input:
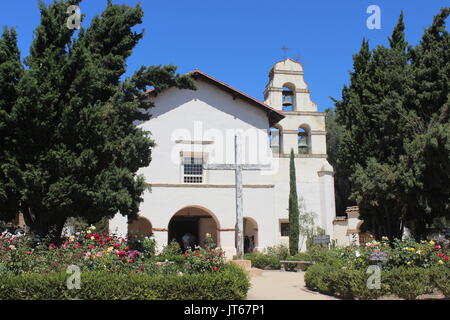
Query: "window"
183 156 203 183
280 222 289 237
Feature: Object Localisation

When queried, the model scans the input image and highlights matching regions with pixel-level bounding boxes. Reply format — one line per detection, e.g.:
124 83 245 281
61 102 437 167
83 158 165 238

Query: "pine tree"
0 0 195 240
288 149 300 255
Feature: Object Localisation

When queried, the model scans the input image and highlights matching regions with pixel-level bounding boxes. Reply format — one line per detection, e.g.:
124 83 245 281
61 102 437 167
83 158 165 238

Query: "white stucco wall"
110 60 339 257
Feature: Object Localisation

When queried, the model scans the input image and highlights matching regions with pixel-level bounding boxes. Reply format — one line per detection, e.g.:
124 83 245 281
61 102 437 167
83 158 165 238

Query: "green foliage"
161 240 182 256
0 264 250 300
304 239 449 299
243 252 281 270
386 267 431 300
430 266 450 298
325 109 354 216
265 244 289 260
298 196 317 251
0 0 195 240
332 8 450 240
183 247 226 273
0 27 24 223
288 149 300 255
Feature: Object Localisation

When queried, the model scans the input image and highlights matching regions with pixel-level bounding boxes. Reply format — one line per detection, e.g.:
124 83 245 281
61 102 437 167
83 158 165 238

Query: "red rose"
139 266 145 270
89 245 94 249
445 256 449 261
128 259 134 264
438 253 444 257
113 243 120 248
213 266 219 271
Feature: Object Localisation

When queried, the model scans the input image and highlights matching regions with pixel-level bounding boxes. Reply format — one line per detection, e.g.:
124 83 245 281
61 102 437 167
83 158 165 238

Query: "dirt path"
246 270 337 300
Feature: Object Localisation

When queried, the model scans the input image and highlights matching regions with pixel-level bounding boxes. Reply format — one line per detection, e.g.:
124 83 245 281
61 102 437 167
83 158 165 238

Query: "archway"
268 125 283 154
244 217 258 253
128 216 153 237
298 124 311 154
168 206 220 250
282 83 296 111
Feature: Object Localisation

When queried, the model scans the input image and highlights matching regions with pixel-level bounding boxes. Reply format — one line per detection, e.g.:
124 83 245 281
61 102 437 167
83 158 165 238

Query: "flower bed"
0 264 250 300
0 228 249 300
304 239 450 300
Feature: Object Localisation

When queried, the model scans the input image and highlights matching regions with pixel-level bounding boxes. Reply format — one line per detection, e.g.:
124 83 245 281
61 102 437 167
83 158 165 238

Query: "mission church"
110 58 358 256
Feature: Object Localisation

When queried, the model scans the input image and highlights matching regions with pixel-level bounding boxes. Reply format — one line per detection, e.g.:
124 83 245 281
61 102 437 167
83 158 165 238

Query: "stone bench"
279 260 314 272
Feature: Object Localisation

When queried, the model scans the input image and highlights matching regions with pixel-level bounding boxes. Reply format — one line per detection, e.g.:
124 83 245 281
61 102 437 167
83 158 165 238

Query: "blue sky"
1 0 448 111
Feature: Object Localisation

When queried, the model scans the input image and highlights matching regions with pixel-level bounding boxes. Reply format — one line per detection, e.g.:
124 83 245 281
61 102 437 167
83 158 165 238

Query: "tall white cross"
203 135 270 259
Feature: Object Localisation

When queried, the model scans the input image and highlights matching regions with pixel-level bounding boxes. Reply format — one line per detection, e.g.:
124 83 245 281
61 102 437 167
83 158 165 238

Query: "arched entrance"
168 206 220 250
244 217 258 253
128 217 153 237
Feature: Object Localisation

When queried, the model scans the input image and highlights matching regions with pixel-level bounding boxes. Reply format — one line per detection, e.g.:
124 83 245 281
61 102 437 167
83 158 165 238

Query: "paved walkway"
247 270 337 300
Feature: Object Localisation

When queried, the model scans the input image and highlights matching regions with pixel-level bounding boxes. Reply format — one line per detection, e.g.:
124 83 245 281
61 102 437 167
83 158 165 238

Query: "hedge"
0 264 250 300
304 263 449 300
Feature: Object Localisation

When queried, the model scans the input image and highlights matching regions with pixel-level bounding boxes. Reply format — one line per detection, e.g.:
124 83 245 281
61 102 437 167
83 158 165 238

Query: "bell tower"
264 58 317 112
264 58 326 156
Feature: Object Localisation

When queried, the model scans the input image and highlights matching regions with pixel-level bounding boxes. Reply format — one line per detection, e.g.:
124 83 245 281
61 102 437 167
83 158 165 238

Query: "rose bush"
0 228 230 276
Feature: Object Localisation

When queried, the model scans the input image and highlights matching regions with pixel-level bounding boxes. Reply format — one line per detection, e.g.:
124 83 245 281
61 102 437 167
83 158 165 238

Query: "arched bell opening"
282 83 296 111
298 125 311 154
268 125 283 154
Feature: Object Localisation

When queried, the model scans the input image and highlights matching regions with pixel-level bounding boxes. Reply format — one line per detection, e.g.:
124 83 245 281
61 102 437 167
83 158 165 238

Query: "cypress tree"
402 7 450 239
0 0 195 240
0 27 24 223
288 149 299 255
335 13 412 240
334 9 449 240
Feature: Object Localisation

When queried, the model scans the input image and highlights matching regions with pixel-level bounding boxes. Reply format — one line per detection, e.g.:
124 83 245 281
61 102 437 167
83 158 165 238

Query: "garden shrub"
385 266 431 300
243 252 280 270
0 264 250 300
347 268 388 300
304 263 334 294
430 266 450 298
161 240 182 256
265 244 289 260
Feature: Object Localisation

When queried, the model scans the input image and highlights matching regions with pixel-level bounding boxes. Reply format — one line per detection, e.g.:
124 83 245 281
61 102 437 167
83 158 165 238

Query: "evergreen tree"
334 9 449 240
288 149 299 255
401 7 450 239
335 13 412 240
0 0 195 240
0 27 23 223
325 108 353 216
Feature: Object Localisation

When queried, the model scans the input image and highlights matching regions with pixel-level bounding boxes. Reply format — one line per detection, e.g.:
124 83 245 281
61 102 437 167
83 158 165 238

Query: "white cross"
203 135 270 259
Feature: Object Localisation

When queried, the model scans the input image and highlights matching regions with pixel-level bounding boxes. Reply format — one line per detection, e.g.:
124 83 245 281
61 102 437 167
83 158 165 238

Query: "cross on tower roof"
281 46 289 60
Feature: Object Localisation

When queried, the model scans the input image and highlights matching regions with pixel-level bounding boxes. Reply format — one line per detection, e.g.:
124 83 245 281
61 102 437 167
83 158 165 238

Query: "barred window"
280 222 289 237
183 157 203 184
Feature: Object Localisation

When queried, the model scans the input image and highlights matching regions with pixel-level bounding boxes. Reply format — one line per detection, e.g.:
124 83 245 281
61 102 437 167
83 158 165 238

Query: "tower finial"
281 46 289 60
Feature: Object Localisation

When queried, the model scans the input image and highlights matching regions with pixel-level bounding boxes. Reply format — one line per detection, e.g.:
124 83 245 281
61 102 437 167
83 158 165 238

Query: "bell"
298 138 308 148
282 94 293 107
